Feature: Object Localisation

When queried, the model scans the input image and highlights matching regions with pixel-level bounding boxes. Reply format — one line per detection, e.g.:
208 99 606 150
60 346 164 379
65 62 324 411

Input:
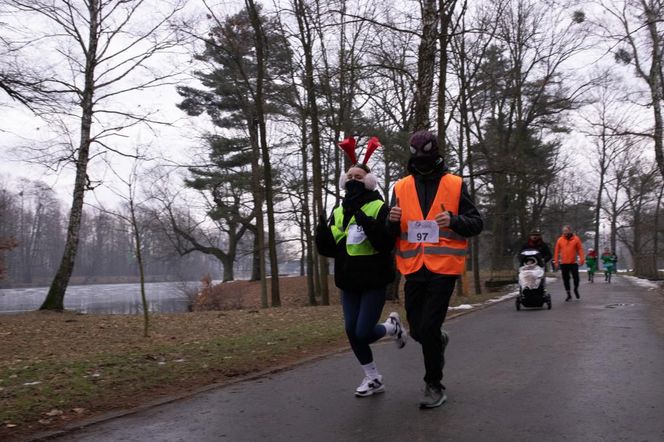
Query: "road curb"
25 291 516 442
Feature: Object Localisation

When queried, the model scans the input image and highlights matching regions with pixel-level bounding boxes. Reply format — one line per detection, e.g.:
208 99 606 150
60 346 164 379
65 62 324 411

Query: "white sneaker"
355 375 385 397
388 312 408 349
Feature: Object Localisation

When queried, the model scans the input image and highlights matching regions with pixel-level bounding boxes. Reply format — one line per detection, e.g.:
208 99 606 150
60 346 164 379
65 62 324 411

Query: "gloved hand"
353 210 373 228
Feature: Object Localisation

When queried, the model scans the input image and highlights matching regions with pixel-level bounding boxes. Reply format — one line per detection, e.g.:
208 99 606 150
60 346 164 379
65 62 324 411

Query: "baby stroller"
516 249 552 310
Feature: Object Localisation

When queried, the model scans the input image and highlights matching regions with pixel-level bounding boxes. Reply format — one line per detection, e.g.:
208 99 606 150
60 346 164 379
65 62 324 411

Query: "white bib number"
347 224 367 245
407 220 438 243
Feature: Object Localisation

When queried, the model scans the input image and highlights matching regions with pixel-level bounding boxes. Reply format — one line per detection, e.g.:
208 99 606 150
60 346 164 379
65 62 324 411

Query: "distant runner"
586 248 598 283
601 247 618 283
553 225 585 301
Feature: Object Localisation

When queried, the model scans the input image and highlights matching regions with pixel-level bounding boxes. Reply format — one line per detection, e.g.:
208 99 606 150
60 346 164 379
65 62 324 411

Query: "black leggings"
342 288 387 365
560 263 579 291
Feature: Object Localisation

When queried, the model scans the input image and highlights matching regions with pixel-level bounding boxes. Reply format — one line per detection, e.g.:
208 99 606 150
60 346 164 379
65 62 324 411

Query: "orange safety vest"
394 174 468 275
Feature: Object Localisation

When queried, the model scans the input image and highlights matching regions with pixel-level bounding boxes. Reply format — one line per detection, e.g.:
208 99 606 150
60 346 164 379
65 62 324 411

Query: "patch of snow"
486 291 519 303
449 304 475 310
449 291 519 311
622 275 661 291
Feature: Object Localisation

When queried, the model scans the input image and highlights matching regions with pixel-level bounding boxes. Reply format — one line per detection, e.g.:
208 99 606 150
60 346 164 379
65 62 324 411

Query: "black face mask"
412 156 442 175
413 157 434 172
345 179 365 196
565 232 573 239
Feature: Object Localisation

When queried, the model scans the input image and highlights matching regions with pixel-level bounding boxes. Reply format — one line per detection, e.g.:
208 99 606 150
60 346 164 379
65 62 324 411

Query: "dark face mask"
412 156 436 174
345 179 365 196
565 232 573 239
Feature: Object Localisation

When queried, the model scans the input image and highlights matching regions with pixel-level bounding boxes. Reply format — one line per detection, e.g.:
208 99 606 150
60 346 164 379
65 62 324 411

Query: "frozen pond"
0 281 204 314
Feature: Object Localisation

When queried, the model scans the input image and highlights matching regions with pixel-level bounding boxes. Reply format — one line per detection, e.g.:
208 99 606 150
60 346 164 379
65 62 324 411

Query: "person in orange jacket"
553 225 585 301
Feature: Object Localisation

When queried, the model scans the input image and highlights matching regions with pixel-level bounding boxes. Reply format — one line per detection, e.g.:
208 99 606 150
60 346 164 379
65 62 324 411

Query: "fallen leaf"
38 419 52 425
5 423 17 428
45 409 63 417
72 408 86 414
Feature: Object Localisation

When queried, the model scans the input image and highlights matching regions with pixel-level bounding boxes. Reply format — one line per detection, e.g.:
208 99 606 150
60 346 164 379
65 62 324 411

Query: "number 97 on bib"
407 220 438 243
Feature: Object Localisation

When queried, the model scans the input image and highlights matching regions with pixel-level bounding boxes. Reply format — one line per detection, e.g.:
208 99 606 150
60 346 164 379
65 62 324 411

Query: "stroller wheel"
516 299 521 311
547 301 552 310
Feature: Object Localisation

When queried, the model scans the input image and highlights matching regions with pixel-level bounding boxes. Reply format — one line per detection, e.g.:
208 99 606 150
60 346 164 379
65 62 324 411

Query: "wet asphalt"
48 274 664 442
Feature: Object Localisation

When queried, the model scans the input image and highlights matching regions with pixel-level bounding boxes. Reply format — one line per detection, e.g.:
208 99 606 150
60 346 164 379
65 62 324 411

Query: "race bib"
347 224 367 245
407 220 438 243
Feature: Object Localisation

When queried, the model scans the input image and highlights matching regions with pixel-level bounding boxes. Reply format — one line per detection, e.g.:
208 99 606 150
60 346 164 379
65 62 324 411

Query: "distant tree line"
0 180 219 287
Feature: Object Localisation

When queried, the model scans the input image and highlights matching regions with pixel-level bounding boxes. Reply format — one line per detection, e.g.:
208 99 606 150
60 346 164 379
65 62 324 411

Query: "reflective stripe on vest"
394 174 468 275
330 200 384 256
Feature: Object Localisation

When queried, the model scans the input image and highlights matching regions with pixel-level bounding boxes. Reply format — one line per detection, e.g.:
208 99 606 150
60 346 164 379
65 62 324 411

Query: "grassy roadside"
1 285 506 440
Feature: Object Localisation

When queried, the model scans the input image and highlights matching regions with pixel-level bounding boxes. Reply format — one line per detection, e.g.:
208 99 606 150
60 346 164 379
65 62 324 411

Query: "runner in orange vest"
553 224 585 301
388 130 483 409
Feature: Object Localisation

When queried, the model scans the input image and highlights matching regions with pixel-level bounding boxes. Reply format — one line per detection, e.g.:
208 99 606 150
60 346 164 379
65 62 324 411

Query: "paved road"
49 275 664 442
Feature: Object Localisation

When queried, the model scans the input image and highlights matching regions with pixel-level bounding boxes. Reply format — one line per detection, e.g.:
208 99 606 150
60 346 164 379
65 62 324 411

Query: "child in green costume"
586 248 598 283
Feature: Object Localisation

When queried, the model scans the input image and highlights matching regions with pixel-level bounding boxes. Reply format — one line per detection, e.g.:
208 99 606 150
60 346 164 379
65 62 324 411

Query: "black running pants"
404 276 455 389
560 263 579 292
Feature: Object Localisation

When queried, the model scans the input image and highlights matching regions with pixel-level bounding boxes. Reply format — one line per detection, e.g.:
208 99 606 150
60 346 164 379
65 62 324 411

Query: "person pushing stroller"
516 230 552 310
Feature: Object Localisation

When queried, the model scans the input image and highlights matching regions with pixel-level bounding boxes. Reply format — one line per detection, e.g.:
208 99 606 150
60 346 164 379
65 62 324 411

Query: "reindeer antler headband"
338 136 382 171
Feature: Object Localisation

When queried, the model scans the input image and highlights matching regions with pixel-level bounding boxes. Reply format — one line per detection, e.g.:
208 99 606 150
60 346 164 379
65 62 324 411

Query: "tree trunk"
436 0 457 156
251 232 260 281
249 123 267 307
594 157 606 254
294 0 329 305
130 199 149 337
655 184 664 263
40 1 99 311
413 0 439 130
460 60 482 295
221 254 235 282
300 111 317 305
246 0 280 307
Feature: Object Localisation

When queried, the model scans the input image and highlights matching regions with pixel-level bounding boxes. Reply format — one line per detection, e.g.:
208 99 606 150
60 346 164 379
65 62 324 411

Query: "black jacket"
315 190 395 291
519 240 552 264
388 162 483 280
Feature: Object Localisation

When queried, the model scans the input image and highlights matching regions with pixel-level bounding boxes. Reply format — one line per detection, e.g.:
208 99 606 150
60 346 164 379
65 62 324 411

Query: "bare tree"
93 153 152 336
595 0 664 179
292 0 330 305
464 0 590 276
245 0 281 307
579 76 637 253
2 0 185 310
616 157 661 276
